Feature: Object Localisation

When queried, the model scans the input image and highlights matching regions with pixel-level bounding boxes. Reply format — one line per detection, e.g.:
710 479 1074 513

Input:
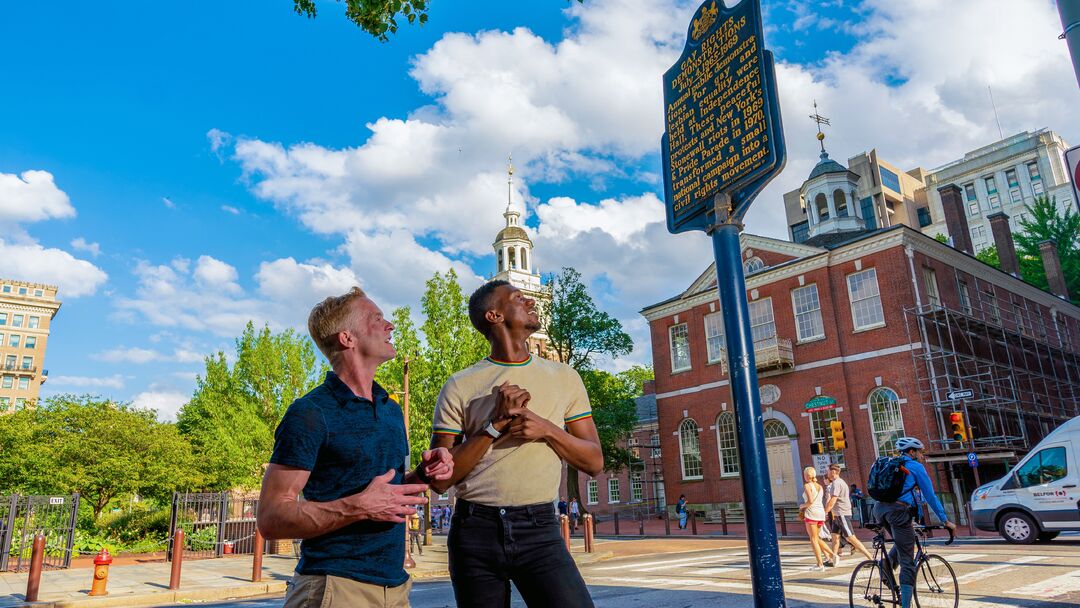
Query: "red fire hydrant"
89 548 112 596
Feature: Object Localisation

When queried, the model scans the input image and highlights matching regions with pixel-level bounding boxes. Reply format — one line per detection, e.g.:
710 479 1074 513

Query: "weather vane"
809 100 831 153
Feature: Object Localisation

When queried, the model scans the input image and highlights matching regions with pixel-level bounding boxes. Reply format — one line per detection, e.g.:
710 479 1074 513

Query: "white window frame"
748 298 776 345
923 268 940 307
11 315 22 328
791 284 825 342
587 479 599 505
608 478 621 504
0 313 6 326
715 412 740 477
17 376 29 390
630 472 643 502
9 334 20 348
868 388 906 457
957 280 972 315
1 376 12 389
704 312 725 364
846 268 885 331
28 316 39 329
669 323 691 373
743 257 765 274
24 336 36 349
963 183 979 215
679 418 703 480
20 356 32 370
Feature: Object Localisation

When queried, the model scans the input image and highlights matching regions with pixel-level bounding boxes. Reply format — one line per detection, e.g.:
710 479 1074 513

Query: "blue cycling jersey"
897 455 949 524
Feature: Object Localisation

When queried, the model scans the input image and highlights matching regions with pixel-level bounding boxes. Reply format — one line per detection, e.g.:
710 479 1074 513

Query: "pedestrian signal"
950 412 968 442
810 442 826 455
830 420 847 451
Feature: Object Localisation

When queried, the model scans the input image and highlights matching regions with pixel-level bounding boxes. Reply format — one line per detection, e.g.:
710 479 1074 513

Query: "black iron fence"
168 492 259 560
0 494 79 572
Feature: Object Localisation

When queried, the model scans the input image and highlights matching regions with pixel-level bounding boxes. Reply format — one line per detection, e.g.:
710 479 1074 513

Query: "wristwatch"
482 419 502 440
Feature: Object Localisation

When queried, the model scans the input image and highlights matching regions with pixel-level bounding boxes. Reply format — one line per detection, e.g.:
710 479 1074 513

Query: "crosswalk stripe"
590 552 740 572
955 555 1047 583
1012 569 1080 598
588 575 850 602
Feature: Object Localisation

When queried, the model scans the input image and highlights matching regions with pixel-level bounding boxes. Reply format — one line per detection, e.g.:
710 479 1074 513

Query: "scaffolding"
903 269 1080 457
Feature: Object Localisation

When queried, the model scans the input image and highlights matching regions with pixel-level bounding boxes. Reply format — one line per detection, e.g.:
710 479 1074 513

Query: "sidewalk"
0 536 610 608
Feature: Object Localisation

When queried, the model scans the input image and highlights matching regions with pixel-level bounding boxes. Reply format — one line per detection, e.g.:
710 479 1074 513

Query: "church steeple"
492 155 540 289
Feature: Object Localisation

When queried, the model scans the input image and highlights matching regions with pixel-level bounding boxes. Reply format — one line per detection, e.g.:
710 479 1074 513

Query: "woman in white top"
799 466 839 571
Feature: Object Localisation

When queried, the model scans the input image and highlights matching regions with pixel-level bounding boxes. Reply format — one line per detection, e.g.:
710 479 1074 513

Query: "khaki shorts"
283 573 412 608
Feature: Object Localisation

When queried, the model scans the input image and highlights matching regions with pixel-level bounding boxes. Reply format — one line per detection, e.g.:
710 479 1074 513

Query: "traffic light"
810 442 826 455
950 412 968 442
830 420 847 451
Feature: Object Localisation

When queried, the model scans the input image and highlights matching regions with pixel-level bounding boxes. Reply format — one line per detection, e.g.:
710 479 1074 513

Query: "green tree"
1013 196 1080 305
580 370 638 472
177 322 326 489
544 267 635 508
292 0 583 41
617 364 654 396
975 245 999 268
376 269 488 463
546 267 634 370
0 395 200 520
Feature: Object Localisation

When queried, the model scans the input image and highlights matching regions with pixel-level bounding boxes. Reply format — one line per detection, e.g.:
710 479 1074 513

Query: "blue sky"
2 0 1076 419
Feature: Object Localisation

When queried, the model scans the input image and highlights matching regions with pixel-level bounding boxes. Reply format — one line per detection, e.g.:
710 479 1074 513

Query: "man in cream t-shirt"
429 280 602 608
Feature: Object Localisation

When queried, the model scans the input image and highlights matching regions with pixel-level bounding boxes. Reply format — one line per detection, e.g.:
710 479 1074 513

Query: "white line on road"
591 575 850 602
1012 569 1080 598
590 552 743 572
955 555 1048 584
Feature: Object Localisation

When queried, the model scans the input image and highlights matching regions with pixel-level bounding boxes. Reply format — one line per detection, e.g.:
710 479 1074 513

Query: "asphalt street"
177 534 1080 608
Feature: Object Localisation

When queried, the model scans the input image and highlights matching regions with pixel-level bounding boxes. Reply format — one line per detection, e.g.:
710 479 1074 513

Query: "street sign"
661 0 786 233
967 452 979 468
947 389 974 400
813 454 831 476
1065 145 1080 213
660 2 788 605
804 395 837 413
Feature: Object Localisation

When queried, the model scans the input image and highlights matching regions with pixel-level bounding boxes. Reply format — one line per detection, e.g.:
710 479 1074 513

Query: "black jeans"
448 498 594 608
874 501 917 588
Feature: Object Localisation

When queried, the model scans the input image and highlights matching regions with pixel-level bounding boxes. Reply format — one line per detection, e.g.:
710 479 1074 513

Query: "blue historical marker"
661 1 787 605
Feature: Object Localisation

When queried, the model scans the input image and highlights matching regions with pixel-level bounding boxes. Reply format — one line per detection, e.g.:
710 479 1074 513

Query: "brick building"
640 223 1080 519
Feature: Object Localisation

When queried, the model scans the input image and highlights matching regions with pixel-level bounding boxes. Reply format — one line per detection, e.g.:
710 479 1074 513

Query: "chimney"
642 380 656 396
1039 239 1071 300
987 212 1020 277
938 184 973 254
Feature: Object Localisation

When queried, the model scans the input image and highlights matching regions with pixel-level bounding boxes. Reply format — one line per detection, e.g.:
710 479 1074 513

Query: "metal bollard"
690 510 698 535
251 529 264 583
778 507 787 537
89 547 113 596
663 510 671 535
584 514 594 553
966 503 976 538
169 529 184 590
560 514 571 551
721 508 728 536
25 534 46 602
613 512 620 535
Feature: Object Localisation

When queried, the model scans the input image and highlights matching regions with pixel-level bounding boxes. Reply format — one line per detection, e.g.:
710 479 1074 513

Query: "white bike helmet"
895 437 925 452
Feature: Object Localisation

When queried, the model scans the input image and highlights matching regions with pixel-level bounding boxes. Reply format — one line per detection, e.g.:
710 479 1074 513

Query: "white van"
971 416 1080 543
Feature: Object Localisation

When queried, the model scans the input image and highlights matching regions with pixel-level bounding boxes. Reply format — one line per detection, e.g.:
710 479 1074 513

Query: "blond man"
257 287 453 608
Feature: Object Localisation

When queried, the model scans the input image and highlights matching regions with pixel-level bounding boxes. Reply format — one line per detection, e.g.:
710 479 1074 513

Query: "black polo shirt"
270 371 409 587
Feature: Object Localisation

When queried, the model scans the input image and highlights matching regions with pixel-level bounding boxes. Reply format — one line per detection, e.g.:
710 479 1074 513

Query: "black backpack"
867 456 909 502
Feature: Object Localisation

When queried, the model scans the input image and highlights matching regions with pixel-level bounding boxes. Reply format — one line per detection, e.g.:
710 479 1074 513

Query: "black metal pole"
710 221 786 606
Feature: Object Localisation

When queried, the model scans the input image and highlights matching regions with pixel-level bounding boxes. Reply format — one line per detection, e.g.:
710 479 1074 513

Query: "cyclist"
874 437 957 608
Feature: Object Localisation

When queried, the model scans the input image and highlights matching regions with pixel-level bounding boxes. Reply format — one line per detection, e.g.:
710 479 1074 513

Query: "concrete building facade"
0 279 61 412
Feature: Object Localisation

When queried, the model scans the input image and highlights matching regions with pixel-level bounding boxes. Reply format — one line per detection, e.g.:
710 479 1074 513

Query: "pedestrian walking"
558 497 568 517
869 437 957 608
824 464 873 560
409 512 423 556
799 466 839 571
257 287 454 608
568 497 580 534
429 280 602 607
676 495 688 530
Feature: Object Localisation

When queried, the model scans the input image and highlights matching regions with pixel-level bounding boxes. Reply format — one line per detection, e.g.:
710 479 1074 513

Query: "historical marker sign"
662 0 786 233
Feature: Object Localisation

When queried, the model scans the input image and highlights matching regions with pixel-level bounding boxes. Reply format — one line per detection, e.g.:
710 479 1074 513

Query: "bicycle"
848 521 958 608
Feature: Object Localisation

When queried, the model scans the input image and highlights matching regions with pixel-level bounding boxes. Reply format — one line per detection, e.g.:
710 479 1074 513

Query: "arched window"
520 248 528 271
679 419 703 480
509 247 517 269
716 412 740 476
834 189 849 217
743 257 765 274
815 193 829 220
498 249 504 271
868 388 906 456
764 419 788 439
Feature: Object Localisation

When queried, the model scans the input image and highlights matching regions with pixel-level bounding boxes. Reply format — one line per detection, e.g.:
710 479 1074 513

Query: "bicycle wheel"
914 554 958 608
850 560 894 608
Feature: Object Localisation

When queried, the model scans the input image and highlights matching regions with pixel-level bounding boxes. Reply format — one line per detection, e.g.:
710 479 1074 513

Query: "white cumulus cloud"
47 374 126 389
0 170 75 224
132 390 190 422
